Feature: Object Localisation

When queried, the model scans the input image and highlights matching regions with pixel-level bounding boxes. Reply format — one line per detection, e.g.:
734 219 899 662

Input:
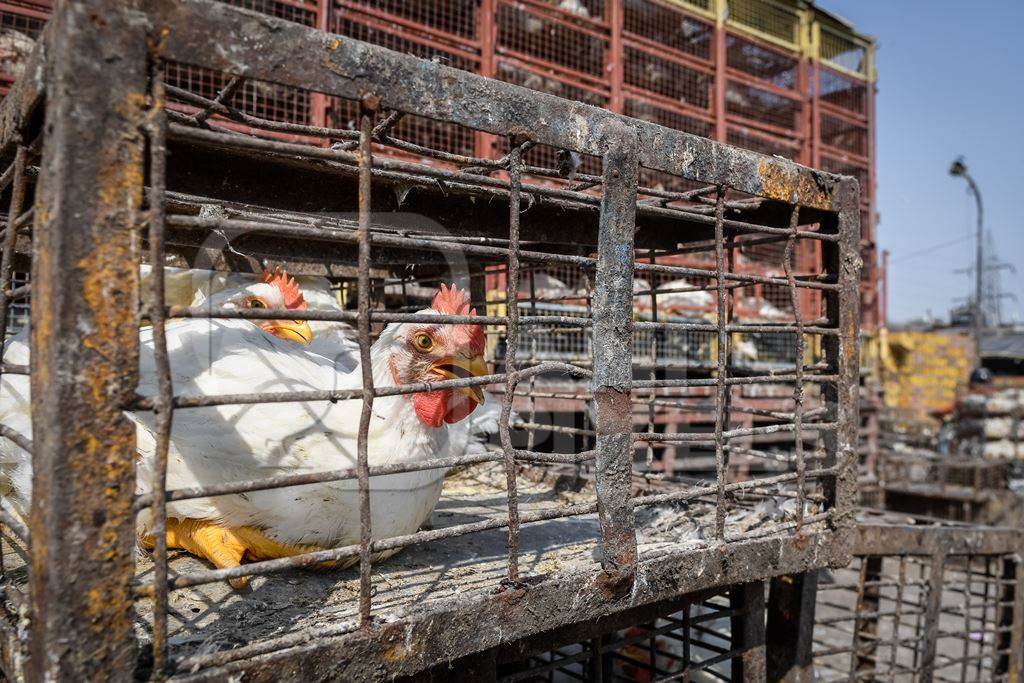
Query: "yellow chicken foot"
142 518 330 589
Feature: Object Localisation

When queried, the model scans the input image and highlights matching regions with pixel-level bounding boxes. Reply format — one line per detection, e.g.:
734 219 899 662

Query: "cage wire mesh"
813 519 1024 683
0 1 863 679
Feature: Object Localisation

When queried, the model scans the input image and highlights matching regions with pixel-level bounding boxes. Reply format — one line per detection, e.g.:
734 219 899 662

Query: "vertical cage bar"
28 2 147 678
712 186 729 541
590 126 638 576
994 557 1017 679
355 106 375 625
961 557 974 683
499 141 524 583
854 555 881 678
766 571 818 683
782 203 807 528
145 62 173 676
822 178 861 541
919 549 946 682
730 582 767 682
1008 555 1024 681
889 555 906 676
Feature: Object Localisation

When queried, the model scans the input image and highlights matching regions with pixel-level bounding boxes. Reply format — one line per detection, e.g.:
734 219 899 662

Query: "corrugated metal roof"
981 332 1024 359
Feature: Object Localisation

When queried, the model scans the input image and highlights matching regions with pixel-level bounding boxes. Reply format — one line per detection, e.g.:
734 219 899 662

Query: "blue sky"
821 1 1024 324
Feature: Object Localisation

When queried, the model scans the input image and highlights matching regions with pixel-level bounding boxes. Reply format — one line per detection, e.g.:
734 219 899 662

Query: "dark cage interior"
0 1 860 680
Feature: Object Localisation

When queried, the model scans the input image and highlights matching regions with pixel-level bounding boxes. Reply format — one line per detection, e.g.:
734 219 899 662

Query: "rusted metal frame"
711 187 729 541
144 60 174 676
498 141 525 583
150 0 845 209
849 524 1024 558
919 549 947 682
171 533 839 681
355 108 374 625
590 123 638 577
767 571 818 683
28 2 147 680
730 581 767 682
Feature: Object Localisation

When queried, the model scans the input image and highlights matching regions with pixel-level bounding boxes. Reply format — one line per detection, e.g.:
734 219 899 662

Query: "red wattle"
413 391 448 428
413 390 478 427
443 393 476 424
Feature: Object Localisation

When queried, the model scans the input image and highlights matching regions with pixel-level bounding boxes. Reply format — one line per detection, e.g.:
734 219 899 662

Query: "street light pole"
949 157 984 367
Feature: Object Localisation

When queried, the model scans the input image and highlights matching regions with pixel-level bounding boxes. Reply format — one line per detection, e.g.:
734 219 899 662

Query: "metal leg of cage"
853 555 882 678
766 571 818 683
730 581 766 682
26 2 147 680
994 557 1019 679
919 550 946 683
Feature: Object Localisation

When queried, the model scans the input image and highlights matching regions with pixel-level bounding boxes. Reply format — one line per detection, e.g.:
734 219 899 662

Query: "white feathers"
0 271 476 551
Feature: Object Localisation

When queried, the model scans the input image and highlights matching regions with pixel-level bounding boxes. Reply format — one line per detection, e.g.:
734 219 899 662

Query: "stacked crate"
0 0 49 95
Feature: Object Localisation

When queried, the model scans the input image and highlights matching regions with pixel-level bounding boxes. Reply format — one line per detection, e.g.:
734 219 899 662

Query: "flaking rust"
757 158 833 210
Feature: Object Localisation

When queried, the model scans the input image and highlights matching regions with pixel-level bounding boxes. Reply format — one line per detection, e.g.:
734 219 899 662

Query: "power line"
890 234 973 264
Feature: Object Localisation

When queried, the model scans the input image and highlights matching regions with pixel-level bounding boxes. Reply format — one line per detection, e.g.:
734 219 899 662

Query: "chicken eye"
247 298 267 309
414 333 433 352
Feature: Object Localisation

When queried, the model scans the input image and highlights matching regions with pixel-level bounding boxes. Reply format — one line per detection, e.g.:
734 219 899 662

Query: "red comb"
431 282 474 316
261 267 307 310
432 283 484 354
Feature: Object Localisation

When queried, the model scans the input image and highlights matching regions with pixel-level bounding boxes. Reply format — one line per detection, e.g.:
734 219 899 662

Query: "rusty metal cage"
0 1 860 679
812 515 1024 682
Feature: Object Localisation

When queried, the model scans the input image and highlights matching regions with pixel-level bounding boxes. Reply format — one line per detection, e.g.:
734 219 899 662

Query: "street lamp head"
949 156 967 177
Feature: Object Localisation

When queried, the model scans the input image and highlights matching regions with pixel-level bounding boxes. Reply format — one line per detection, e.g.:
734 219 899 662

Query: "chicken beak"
432 354 488 404
268 320 313 346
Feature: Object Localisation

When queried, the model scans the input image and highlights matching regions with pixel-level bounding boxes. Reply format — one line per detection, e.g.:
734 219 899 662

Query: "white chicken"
0 273 488 587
